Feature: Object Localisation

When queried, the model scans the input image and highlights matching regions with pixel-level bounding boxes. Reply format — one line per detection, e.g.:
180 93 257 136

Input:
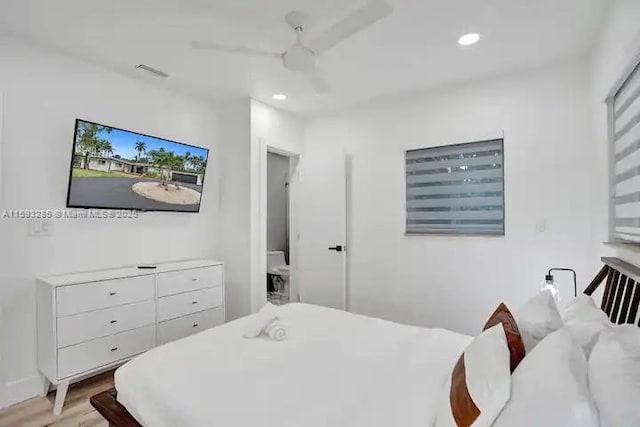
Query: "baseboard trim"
0 375 44 409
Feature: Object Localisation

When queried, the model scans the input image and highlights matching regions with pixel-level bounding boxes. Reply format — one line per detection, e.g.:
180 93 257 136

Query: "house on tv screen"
74 155 205 186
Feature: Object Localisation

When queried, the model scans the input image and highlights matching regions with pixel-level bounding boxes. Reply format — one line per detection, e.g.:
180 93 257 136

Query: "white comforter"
116 303 470 427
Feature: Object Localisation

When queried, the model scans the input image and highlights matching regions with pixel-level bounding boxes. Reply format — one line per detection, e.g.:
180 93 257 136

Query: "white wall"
0 37 220 407
302 60 602 335
217 99 251 321
590 0 640 267
267 152 289 255
216 99 305 319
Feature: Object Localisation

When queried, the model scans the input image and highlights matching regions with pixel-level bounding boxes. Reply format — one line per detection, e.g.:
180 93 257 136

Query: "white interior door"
299 150 347 310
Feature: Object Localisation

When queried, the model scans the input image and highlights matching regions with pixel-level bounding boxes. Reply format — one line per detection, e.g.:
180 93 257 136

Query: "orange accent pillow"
483 303 526 372
449 355 481 426
436 303 525 427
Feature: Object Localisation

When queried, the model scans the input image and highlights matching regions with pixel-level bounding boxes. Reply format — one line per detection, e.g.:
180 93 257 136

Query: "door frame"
251 142 301 312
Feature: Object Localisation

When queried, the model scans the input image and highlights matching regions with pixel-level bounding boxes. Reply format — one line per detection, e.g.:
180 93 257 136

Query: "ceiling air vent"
135 64 169 78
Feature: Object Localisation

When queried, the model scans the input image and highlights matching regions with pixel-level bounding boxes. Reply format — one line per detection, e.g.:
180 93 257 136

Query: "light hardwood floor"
0 371 113 427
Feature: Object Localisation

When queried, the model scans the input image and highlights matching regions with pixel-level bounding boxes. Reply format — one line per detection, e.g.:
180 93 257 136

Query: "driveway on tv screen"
68 174 203 212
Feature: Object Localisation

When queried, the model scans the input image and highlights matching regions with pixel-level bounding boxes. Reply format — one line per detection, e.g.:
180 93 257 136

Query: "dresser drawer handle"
191 278 198 282
192 323 199 328
109 292 117 296
192 300 198 305
110 347 118 352
110 320 117 324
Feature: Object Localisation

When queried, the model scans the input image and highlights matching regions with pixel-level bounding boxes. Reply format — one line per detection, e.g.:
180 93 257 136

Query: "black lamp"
543 268 577 299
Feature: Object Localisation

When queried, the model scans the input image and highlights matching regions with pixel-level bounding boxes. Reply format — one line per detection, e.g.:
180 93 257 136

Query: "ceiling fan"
190 0 393 94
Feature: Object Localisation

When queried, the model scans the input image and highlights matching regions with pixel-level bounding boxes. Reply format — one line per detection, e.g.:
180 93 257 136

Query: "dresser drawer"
157 265 222 297
57 325 155 379
158 308 224 345
56 275 155 317
158 287 223 322
57 300 155 348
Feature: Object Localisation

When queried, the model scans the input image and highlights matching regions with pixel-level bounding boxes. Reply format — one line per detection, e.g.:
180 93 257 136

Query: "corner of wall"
217 98 252 320
0 375 45 410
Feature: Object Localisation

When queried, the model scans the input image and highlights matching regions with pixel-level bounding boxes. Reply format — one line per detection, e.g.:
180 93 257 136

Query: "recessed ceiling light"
272 94 287 101
458 33 480 46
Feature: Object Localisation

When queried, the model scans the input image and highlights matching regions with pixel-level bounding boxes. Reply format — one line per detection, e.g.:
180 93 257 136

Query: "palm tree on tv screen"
147 149 160 180
147 148 196 189
183 151 192 171
98 140 114 172
98 140 113 157
135 141 147 162
148 148 171 187
167 152 185 189
193 155 206 174
75 122 113 169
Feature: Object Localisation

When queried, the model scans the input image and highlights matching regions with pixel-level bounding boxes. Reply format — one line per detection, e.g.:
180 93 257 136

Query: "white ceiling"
0 0 606 117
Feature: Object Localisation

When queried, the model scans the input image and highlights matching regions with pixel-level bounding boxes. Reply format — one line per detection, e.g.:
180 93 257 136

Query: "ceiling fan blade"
304 69 331 94
189 41 281 58
305 0 392 55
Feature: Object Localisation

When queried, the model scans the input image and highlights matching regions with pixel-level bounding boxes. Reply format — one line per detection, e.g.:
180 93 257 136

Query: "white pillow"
513 290 563 352
563 322 609 358
561 294 611 357
588 325 640 427
493 329 599 427
561 294 609 324
435 324 512 427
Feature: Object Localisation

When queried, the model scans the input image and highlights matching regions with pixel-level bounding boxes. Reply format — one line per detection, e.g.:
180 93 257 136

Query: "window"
611 61 640 243
405 139 504 235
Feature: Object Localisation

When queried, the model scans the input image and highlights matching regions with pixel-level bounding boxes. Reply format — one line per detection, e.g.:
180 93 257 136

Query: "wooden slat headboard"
584 257 640 326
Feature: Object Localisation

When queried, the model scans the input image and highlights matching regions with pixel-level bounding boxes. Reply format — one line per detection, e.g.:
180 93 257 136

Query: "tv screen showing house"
66 119 209 212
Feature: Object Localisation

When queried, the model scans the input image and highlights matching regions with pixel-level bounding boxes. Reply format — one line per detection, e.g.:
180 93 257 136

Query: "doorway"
254 143 348 312
266 152 291 305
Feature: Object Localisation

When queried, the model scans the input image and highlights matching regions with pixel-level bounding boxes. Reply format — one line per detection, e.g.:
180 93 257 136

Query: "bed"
91 257 640 427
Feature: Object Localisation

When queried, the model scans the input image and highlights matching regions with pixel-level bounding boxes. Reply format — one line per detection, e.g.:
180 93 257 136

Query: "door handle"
328 245 344 252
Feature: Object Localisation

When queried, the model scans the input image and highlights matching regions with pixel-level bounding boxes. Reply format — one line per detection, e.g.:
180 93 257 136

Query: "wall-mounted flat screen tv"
67 119 209 212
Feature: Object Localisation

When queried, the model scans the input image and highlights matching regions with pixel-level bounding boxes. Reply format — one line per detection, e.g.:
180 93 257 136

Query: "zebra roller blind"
613 62 640 242
405 139 504 235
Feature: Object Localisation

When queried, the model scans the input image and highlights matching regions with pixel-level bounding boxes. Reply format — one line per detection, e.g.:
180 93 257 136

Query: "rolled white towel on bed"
243 303 279 338
265 320 288 341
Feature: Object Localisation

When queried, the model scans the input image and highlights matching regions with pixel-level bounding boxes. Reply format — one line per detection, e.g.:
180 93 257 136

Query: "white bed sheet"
115 303 471 427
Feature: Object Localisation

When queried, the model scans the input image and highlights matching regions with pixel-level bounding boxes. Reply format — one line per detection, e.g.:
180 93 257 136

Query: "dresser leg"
41 378 51 397
53 380 69 416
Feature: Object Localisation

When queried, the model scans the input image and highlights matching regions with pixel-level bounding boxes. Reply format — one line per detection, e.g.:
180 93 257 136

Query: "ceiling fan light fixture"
458 33 480 46
272 94 287 100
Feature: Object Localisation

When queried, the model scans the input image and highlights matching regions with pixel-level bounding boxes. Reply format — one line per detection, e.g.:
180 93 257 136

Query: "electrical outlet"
29 219 52 237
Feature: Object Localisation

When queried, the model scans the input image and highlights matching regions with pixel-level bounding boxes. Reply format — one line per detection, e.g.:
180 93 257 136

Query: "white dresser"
36 259 224 415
